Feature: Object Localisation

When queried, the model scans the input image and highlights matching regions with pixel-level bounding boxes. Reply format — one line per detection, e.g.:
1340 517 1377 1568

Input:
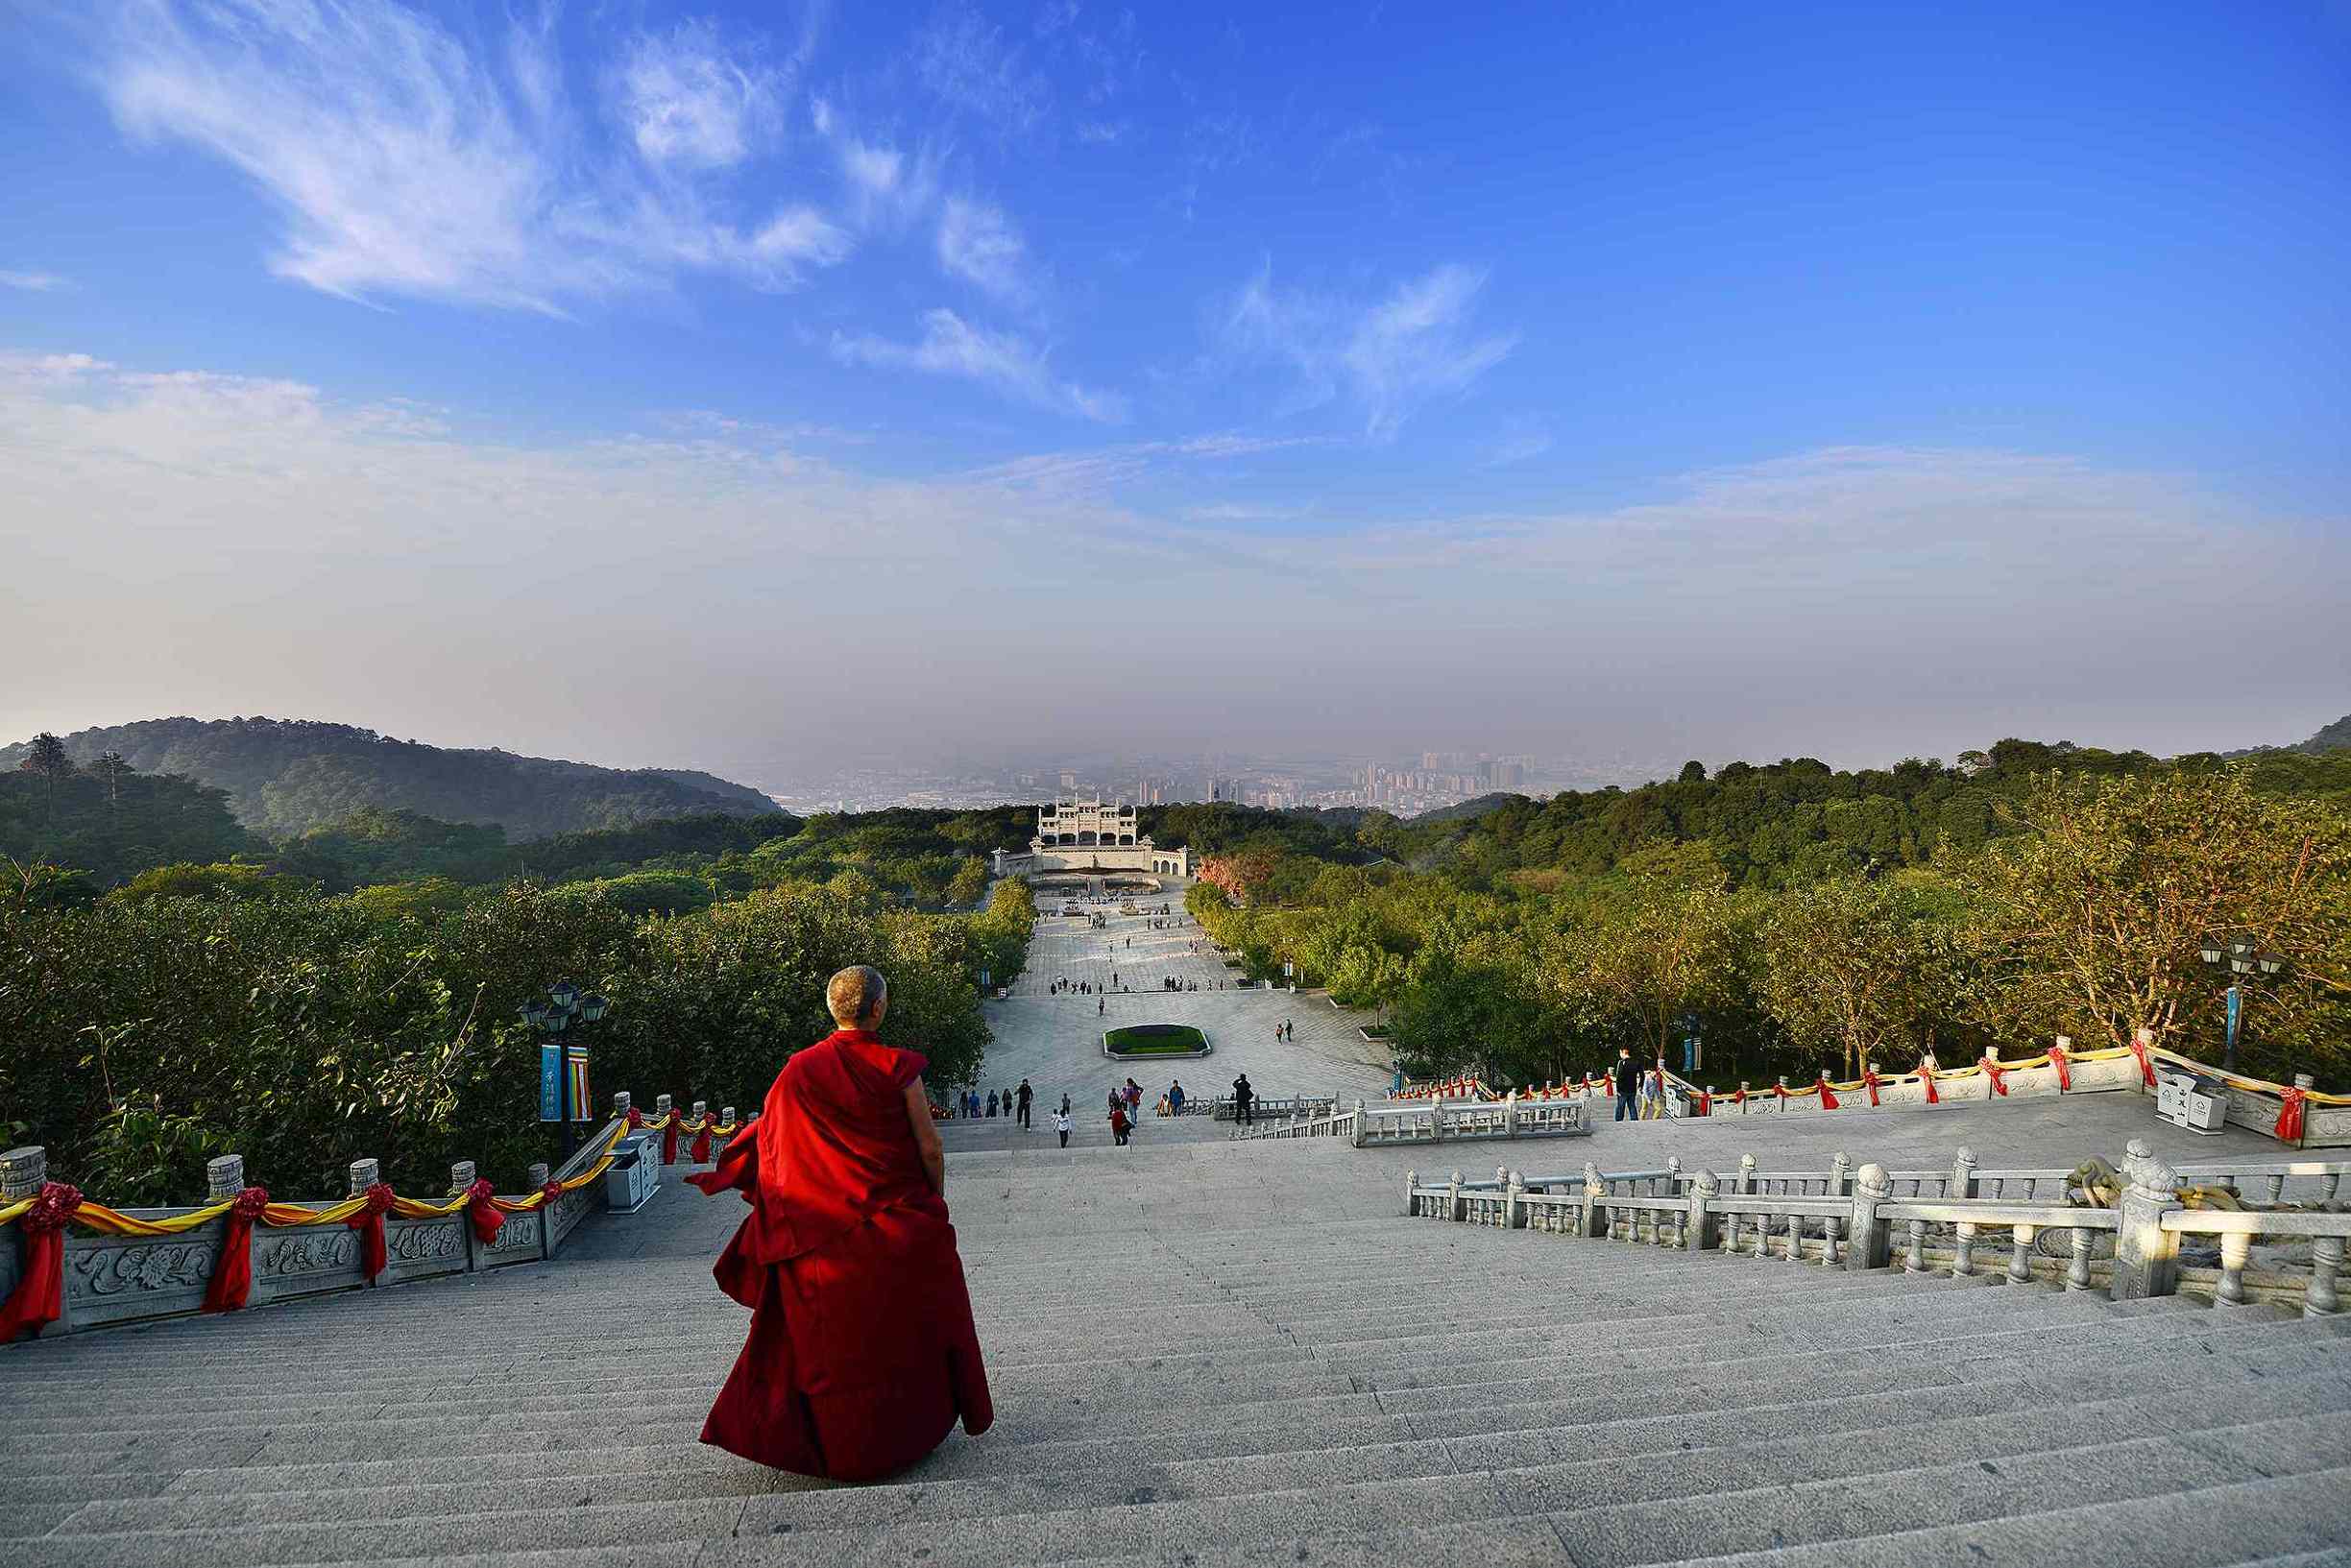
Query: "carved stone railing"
2 1087 749 1344
1230 1100 1362 1143
1402 1139 2350 1318
1212 1095 1335 1122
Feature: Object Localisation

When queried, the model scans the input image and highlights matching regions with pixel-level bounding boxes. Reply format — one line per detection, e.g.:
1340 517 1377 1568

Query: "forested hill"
0 717 782 840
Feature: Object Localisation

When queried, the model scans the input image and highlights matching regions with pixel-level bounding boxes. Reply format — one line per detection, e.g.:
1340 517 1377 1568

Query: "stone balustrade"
2 1088 751 1344
1403 1139 2351 1318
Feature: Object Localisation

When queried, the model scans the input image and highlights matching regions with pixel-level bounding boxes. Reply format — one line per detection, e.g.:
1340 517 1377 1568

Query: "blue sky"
2 2 2347 777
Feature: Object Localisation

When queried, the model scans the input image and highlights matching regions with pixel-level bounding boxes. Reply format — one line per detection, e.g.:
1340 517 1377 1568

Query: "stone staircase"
2 1132 2346 1567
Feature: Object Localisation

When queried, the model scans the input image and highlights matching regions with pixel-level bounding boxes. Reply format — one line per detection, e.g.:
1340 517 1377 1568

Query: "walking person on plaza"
1109 1101 1130 1146
1054 1106 1072 1147
1612 1048 1641 1123
1059 1093 1072 1118
1169 1079 1186 1116
1124 1077 1143 1126
1016 1078 1033 1130
986 1090 999 1119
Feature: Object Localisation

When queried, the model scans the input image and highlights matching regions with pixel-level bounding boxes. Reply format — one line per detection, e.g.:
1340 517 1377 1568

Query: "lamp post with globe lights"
522 979 610 1160
2196 933 2285 1073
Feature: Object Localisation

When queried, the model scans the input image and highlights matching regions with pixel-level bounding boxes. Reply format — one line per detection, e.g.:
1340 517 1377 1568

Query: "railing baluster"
2067 1225 2096 1292
1722 1210 1740 1253
2217 1232 2251 1307
1905 1218 1928 1274
2008 1224 2035 1285
2309 1236 2342 1318
1953 1221 1977 1278
2262 1174 2285 1205
1821 1213 1840 1266
1785 1212 1803 1262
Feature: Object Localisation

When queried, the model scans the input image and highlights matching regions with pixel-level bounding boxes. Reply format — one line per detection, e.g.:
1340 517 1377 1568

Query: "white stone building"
993 797 1191 878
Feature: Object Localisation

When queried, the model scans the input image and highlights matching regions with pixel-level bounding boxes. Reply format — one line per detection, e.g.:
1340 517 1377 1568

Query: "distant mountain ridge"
2217 711 2351 761
0 717 781 841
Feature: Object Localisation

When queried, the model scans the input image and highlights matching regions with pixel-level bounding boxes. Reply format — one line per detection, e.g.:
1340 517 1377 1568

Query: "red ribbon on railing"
1984 1055 2008 1097
690 1119 713 1165
347 1182 395 1282
1580 1073 1592 1095
1732 1087 1747 1105
1696 1090 1711 1116
625 1107 646 1130
202 1186 270 1314
1920 1062 1939 1105
661 1113 681 1167
465 1178 504 1246
0 1182 81 1341
1816 1074 1839 1110
1863 1068 1881 1107
2048 1045 2071 1092
2276 1086 2308 1144
1775 1082 1790 1103
2128 1034 2155 1089
540 1179 565 1205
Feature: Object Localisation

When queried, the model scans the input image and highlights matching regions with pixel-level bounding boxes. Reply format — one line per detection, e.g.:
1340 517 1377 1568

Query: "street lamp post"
2197 933 2286 1073
522 979 610 1160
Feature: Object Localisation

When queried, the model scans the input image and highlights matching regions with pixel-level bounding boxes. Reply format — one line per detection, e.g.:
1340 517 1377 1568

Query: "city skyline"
4 4 2346 771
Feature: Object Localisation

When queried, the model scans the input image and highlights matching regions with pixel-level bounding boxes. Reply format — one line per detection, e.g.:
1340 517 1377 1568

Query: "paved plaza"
960 880 1394 1146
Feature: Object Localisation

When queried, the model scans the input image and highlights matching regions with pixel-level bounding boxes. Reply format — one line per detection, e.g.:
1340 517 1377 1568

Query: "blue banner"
539 1042 561 1122
2225 985 2242 1046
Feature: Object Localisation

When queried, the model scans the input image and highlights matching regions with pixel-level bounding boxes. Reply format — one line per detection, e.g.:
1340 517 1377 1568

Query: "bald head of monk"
827 965 889 1029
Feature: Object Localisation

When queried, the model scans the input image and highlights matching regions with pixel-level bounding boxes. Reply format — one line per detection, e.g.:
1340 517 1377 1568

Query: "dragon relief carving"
256 1230 362 1277
68 1241 215 1298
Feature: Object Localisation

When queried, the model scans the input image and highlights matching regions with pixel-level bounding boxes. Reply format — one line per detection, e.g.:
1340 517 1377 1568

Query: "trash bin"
605 1131 660 1211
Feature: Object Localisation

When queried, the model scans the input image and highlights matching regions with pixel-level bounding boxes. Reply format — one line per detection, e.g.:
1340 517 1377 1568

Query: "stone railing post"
206 1154 246 1200
1352 1098 1367 1149
2 1146 48 1202
1504 1170 1524 1230
1777 1075 1790 1114
448 1160 476 1196
2112 1138 2183 1301
1829 1150 1853 1198
2134 1028 2155 1094
1949 1146 1978 1200
612 1090 632 1120
1428 1099 1445 1143
526 1162 550 1189
655 1093 673 1120
721 1108 737 1144
347 1157 379 1195
1688 1170 1721 1254
1447 1170 1465 1222
1847 1162 1893 1272
2308 1236 2342 1318
1737 1080 1750 1115
1667 1156 1684 1194
1737 1152 1757 1194
1404 1168 1418 1218
1580 1160 1603 1240
1503 1090 1519 1139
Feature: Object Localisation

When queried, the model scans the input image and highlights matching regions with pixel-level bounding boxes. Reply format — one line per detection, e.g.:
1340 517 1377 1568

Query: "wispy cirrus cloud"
912 3 1049 136
1216 260 1517 440
85 0 845 311
0 271 68 292
937 196 1033 304
611 20 786 170
831 309 1125 422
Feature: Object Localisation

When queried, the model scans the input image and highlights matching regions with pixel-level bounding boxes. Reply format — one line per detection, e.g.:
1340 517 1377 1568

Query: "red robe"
690 1028 992 1483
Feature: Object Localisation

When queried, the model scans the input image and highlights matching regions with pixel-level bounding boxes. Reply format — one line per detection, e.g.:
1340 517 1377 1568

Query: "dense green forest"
1181 741 2351 1097
0 716 781 840
9 717 2350 1206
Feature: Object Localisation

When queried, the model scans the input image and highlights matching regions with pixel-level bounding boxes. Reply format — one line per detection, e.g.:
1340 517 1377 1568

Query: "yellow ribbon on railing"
0 1198 32 1227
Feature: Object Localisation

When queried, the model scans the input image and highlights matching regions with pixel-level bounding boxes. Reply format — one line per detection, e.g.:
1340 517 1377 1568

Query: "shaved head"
827 965 887 1026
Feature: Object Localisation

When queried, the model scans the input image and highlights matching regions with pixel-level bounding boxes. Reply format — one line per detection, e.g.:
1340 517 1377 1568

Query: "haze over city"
4 3 2346 784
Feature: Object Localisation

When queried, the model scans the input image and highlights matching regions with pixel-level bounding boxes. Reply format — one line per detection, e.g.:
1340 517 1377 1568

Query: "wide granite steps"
5 1133 2346 1567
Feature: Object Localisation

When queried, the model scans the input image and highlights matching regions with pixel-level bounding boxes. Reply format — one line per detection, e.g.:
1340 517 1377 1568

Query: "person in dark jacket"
1612 1049 1642 1122
1232 1073 1254 1125
1015 1079 1033 1129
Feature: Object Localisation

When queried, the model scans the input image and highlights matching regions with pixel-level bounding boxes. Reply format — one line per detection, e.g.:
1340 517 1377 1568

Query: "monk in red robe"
690 965 993 1481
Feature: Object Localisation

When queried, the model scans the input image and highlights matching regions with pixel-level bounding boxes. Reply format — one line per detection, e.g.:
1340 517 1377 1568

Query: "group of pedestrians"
1272 1018 1295 1043
959 1080 1037 1127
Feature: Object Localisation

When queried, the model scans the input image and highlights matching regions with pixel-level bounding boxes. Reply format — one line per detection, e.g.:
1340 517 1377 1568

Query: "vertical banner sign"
566 1048 593 1122
1683 1037 1699 1073
2225 986 2242 1051
538 1043 562 1122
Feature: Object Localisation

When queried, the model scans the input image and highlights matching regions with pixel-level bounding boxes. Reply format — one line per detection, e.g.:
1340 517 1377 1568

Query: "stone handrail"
1229 1102 1361 1143
1214 1095 1335 1122
1 1088 744 1344
1402 1138 2347 1317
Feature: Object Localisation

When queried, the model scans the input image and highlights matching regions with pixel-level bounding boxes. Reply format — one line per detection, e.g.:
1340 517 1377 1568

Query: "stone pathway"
960 883 1393 1142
